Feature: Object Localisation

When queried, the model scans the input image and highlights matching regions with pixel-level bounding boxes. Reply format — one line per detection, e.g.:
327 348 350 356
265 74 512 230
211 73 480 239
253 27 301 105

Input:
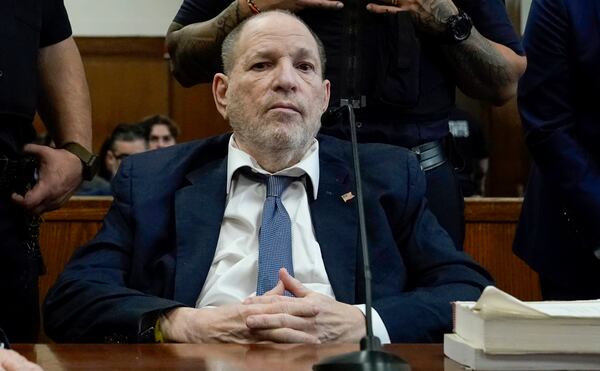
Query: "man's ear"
321 79 331 114
212 73 229 120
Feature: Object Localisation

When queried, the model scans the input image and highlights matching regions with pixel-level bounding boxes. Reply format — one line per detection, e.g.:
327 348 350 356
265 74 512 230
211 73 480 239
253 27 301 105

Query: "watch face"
447 10 472 43
453 17 472 41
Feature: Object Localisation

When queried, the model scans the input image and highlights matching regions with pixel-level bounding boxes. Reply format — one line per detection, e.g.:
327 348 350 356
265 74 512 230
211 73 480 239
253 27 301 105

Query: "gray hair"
221 10 327 77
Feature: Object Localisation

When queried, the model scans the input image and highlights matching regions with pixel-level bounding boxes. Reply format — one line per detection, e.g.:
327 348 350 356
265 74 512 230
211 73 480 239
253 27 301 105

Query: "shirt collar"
226 135 320 199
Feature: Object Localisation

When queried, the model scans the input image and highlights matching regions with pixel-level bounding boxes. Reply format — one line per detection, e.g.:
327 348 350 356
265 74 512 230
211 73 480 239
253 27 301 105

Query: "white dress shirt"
196 135 390 343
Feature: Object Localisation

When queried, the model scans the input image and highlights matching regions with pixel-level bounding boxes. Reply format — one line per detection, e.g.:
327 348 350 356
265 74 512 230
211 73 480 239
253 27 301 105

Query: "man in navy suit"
514 0 600 300
44 10 491 344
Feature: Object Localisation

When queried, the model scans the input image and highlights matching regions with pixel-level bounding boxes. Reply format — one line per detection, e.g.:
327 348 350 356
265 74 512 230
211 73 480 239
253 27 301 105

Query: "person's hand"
243 268 366 343
366 0 458 34
0 348 43 371
160 298 321 344
245 0 344 13
11 144 83 215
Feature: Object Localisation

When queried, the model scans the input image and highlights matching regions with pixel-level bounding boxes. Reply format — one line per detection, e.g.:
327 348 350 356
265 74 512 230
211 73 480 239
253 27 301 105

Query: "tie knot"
238 167 298 198
266 175 295 198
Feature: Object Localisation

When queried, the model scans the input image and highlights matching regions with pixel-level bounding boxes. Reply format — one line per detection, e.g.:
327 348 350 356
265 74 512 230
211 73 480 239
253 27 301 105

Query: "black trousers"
423 160 465 250
0 198 40 343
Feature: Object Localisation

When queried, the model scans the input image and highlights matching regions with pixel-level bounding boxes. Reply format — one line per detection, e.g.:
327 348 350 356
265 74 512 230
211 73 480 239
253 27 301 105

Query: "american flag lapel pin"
341 192 355 203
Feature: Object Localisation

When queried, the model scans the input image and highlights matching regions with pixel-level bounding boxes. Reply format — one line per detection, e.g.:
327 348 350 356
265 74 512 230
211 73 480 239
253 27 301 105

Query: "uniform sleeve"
173 0 230 26
458 0 524 55
40 0 72 47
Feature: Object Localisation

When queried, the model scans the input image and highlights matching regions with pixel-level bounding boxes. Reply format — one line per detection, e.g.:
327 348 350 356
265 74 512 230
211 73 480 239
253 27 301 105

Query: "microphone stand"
313 104 411 371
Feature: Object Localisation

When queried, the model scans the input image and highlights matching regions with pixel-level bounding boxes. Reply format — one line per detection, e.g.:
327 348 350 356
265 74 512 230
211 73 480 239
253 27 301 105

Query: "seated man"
44 10 491 344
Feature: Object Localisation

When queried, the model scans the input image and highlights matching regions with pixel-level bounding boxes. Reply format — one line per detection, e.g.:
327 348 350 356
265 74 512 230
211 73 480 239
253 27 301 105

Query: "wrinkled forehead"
235 14 321 64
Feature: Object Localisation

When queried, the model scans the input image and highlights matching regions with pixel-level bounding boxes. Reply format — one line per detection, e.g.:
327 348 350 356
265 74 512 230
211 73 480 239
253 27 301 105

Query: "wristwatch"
443 9 472 44
61 142 99 181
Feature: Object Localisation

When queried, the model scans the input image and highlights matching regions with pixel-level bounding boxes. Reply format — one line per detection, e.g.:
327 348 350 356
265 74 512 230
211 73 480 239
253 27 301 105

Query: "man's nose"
273 61 298 92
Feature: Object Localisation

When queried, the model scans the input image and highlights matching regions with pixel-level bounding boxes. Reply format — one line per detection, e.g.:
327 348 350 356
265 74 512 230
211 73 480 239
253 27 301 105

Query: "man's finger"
264 280 285 296
11 185 46 212
244 294 296 305
366 3 406 14
279 268 310 297
302 0 344 9
250 327 320 344
247 312 317 331
248 301 319 317
21 143 49 157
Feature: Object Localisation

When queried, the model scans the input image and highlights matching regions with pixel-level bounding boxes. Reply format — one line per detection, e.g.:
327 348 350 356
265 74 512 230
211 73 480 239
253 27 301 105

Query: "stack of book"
444 286 600 370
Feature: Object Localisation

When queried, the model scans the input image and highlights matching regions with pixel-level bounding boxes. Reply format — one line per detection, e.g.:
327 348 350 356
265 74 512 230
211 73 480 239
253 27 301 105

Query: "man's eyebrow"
293 47 318 61
248 47 318 62
249 49 277 60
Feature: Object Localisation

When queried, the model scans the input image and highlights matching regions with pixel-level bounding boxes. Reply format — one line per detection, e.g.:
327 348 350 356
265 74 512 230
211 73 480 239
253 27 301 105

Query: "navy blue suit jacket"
44 134 490 343
514 0 600 292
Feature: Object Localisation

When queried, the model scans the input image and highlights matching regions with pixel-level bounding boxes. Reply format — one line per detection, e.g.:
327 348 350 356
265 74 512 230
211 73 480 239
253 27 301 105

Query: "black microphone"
313 104 410 371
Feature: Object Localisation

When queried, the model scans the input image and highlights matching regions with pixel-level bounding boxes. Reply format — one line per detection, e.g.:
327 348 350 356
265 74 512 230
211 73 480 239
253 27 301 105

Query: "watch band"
61 142 99 181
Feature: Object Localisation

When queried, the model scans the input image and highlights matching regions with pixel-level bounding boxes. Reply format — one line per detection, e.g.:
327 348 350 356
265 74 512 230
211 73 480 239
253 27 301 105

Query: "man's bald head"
221 10 327 77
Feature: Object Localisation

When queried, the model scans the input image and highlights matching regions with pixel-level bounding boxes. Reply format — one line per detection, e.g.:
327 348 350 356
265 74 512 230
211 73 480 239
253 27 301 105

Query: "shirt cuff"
354 304 391 344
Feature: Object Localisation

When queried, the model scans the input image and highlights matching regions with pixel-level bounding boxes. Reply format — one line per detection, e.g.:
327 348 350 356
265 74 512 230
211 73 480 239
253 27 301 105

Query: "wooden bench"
38 197 540 337
463 198 540 301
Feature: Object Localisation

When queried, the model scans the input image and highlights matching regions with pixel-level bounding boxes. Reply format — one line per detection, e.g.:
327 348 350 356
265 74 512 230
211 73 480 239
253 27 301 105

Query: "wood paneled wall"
35 37 230 153
38 197 540 341
463 198 540 301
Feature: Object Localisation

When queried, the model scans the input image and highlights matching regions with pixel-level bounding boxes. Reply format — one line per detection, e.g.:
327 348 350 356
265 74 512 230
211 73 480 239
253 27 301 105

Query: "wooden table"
13 343 455 370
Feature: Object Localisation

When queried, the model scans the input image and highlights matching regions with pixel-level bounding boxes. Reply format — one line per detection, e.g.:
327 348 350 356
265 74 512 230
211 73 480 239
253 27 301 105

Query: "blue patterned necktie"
254 173 297 296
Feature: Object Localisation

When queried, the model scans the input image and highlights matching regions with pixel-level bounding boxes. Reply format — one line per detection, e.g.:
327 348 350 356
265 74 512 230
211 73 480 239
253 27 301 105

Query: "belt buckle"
410 145 424 171
339 96 367 109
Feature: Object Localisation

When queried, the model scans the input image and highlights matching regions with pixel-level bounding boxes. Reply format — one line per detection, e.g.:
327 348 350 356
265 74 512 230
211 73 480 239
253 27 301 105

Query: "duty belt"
0 154 38 195
411 140 446 172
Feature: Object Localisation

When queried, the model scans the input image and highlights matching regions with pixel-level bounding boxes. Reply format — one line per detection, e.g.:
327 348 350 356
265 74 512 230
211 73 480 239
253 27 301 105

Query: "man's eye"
297 63 315 72
252 62 270 70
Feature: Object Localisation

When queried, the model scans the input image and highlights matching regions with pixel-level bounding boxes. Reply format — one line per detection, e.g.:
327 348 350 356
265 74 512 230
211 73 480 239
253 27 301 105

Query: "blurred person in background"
101 123 148 181
139 114 180 150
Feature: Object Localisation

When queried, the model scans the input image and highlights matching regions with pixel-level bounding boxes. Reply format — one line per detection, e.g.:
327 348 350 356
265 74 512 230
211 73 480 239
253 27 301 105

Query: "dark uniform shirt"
174 0 523 148
0 0 72 155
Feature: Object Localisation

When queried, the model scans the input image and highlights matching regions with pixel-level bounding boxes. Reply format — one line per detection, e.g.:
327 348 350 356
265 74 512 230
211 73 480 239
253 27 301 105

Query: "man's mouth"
269 102 301 114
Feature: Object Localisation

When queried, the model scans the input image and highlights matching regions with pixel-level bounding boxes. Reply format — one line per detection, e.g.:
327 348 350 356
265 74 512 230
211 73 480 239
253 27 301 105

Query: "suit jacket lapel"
310 143 358 304
173 158 227 306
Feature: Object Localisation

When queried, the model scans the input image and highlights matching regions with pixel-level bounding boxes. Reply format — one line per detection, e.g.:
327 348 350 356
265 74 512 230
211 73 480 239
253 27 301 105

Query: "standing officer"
1 0 96 342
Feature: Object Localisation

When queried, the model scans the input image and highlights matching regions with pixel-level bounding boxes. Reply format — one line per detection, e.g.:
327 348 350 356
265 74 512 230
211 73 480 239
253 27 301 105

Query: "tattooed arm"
441 29 526 105
166 1 247 86
367 0 526 105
